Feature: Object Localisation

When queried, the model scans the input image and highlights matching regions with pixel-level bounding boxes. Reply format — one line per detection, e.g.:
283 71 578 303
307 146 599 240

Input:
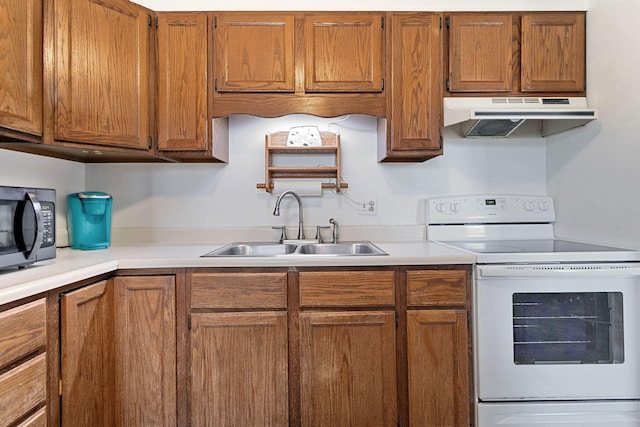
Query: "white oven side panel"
475 269 640 401
478 401 640 426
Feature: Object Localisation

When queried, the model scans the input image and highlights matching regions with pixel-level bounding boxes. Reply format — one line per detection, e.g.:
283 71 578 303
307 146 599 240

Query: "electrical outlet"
358 199 377 215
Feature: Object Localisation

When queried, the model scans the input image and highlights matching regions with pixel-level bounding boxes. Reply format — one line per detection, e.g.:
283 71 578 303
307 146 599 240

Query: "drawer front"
0 353 46 424
191 272 287 309
406 270 467 307
18 406 47 427
299 271 395 307
0 299 46 369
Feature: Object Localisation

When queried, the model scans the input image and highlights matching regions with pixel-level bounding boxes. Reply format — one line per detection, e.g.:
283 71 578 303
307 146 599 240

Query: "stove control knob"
524 200 535 211
538 200 550 211
435 202 447 213
450 202 461 213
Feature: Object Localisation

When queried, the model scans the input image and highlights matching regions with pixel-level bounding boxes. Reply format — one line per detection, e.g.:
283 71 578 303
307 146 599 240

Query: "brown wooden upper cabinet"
156 12 229 162
52 0 153 150
447 12 586 95
212 12 386 118
0 0 43 141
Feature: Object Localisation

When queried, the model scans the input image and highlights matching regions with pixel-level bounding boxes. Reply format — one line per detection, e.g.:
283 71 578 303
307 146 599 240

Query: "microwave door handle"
23 192 44 260
478 265 640 278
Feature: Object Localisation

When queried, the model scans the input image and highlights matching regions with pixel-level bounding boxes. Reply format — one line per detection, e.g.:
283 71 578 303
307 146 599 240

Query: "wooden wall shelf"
257 131 348 193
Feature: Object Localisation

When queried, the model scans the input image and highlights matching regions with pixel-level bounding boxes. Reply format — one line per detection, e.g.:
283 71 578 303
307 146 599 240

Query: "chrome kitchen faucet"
273 190 305 240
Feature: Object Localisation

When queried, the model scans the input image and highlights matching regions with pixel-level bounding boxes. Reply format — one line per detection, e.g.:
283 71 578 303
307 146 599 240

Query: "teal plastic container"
67 192 113 250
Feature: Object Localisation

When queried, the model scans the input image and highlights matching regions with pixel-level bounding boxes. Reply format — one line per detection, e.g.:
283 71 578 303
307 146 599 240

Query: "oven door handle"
478 265 640 278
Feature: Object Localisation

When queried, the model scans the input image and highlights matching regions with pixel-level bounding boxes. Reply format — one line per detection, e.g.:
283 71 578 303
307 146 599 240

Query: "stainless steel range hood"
444 97 598 138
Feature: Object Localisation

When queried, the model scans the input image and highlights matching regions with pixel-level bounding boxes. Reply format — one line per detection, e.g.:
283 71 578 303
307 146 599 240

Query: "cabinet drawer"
299 271 395 307
18 406 47 427
406 270 467 307
0 353 46 424
191 272 287 309
0 298 46 369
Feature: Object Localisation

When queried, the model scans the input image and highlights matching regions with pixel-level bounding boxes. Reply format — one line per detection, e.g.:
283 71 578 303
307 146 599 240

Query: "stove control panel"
427 195 555 224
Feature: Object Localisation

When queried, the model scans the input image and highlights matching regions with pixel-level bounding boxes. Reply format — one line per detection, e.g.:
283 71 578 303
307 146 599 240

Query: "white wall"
547 0 640 249
86 115 546 230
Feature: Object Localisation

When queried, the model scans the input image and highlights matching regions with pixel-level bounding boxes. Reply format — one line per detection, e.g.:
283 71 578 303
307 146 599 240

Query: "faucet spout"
273 190 305 240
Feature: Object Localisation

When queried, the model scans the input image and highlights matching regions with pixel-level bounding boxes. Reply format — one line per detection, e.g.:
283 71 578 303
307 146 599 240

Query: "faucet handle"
315 225 330 243
272 226 288 243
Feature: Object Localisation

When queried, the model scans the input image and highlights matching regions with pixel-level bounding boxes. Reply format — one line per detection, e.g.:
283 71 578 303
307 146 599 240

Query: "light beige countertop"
0 226 476 306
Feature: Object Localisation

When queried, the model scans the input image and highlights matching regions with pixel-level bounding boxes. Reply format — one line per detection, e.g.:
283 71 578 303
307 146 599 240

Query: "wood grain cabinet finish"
521 13 586 93
156 12 229 162
379 13 443 162
299 311 397 427
190 312 289 426
447 12 586 95
404 268 471 427
0 298 47 425
299 270 395 307
60 276 177 426
212 12 386 118
52 0 152 150
188 270 289 426
304 13 384 93
0 0 43 139
448 13 514 92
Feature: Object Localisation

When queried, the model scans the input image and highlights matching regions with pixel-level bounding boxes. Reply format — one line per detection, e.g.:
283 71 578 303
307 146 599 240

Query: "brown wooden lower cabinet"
59 275 177 426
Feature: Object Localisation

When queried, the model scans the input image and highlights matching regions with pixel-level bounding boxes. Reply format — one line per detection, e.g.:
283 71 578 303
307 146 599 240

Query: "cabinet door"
304 13 384 93
448 14 514 92
190 311 289 426
61 276 177 426
113 276 177 427
0 0 43 137
60 280 115 426
407 310 470 427
381 13 442 161
299 311 397 427
157 13 209 152
214 13 295 92
54 0 151 149
521 13 586 92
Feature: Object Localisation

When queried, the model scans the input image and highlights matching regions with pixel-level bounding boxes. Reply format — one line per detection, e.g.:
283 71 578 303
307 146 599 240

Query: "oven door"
475 263 640 401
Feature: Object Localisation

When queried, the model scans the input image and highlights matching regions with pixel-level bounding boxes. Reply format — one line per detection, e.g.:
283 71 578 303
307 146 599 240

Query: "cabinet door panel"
407 310 470 427
113 276 177 427
449 14 513 92
0 0 42 136
304 13 384 92
190 312 289 426
214 13 295 92
60 280 115 426
157 13 208 152
54 0 150 149
382 13 442 160
521 13 585 92
300 311 397 427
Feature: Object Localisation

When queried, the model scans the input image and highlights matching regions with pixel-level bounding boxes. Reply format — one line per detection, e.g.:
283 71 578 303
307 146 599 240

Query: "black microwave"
0 186 56 269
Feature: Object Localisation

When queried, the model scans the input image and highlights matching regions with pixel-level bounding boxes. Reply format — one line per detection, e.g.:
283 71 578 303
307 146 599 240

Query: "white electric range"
427 195 640 427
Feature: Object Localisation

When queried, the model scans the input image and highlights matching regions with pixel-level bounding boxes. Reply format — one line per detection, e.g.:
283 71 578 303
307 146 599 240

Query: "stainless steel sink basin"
202 241 387 257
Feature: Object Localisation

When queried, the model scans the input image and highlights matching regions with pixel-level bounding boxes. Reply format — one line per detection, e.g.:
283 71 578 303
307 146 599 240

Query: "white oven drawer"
478 401 640 427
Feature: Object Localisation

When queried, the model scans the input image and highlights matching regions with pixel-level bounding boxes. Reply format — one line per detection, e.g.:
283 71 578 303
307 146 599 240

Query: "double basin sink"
202 241 388 257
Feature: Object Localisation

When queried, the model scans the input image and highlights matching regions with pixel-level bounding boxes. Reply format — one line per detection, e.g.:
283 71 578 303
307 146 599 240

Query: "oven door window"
513 292 624 364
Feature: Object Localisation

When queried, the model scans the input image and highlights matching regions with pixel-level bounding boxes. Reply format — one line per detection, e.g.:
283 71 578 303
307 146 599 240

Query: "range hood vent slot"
444 97 598 138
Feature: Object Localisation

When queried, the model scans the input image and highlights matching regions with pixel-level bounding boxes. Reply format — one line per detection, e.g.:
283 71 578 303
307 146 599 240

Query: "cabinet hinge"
213 15 217 29
188 315 192 330
445 78 450 91
445 16 450 30
381 78 384 91
214 79 218 91
147 14 152 28
59 379 63 396
381 16 385 30
148 136 153 149
395 312 399 328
